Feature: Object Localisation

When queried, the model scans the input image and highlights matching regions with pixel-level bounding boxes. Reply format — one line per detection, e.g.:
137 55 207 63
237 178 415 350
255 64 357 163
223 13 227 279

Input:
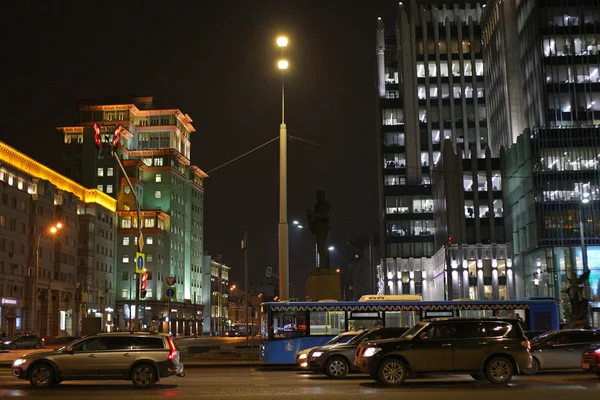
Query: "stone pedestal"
306 268 341 301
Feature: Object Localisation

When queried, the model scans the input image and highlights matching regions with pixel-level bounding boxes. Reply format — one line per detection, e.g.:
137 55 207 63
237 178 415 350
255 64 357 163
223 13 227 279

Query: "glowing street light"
293 220 299 225
34 222 63 332
277 59 289 70
336 268 341 273
276 36 288 47
328 246 335 251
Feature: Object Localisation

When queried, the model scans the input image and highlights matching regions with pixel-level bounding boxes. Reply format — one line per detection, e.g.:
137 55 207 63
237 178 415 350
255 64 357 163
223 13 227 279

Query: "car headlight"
298 353 308 360
363 347 381 357
13 358 26 367
3 341 11 345
311 351 324 358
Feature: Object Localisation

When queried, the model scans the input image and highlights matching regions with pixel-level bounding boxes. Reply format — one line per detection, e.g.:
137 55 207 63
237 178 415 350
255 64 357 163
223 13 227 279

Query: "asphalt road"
0 368 598 399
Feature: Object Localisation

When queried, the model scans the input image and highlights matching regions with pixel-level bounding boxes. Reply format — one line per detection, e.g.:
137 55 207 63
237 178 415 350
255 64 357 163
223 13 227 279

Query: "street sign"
165 287 176 299
138 233 144 252
266 266 273 277
135 252 145 273
166 276 176 286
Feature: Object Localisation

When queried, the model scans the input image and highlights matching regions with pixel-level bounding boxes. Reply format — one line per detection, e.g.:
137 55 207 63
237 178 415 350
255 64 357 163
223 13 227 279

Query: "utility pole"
242 232 249 346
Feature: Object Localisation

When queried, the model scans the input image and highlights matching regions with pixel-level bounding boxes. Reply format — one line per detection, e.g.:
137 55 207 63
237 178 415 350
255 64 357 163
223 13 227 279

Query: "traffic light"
93 123 102 155
112 124 122 153
448 235 453 245
140 273 148 299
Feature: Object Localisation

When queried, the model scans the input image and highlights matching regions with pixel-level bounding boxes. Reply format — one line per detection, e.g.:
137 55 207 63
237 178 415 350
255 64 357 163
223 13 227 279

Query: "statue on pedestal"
307 190 332 269
562 270 590 329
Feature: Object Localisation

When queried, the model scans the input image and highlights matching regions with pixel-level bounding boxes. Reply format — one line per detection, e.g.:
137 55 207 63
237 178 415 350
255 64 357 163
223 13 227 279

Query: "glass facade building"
376 2 487 296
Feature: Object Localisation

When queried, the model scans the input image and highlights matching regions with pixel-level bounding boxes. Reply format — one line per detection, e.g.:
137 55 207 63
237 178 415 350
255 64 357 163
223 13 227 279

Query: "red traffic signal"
448 235 453 245
141 273 148 290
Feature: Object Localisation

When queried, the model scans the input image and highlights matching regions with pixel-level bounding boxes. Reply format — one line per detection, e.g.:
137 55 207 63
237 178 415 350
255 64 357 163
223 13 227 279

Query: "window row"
416 60 484 78
386 196 434 214
464 199 504 218
417 39 482 55
96 167 114 177
417 84 484 100
463 172 502 192
387 241 436 258
387 220 436 236
543 36 600 57
546 65 600 84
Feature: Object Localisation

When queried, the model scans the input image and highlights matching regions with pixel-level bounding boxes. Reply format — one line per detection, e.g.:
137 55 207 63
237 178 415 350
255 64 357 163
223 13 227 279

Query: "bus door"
347 311 383 331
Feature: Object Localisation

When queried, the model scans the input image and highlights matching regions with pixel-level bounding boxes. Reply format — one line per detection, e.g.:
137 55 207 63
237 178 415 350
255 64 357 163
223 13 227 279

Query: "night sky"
2 0 398 299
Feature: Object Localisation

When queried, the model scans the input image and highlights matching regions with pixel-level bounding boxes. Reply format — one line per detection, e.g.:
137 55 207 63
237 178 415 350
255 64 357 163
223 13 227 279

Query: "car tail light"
167 337 177 360
521 339 531 350
595 349 600 358
41 338 45 342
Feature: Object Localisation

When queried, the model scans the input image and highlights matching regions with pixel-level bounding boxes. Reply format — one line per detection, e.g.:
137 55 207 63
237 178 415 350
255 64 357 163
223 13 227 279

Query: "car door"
450 322 490 372
408 322 454 372
101 336 135 377
555 331 597 369
58 337 108 378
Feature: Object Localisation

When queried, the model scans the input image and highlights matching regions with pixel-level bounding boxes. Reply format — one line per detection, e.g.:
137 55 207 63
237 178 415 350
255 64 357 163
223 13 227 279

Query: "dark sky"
1 0 397 299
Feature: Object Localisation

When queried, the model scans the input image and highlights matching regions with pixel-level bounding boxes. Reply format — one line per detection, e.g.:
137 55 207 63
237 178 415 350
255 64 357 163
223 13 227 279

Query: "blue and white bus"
259 296 559 364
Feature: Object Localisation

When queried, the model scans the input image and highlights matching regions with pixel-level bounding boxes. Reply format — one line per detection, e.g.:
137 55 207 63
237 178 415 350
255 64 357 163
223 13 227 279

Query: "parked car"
12 332 185 389
354 317 532 386
581 344 600 376
523 329 600 374
2 335 44 350
296 330 364 369
309 327 409 378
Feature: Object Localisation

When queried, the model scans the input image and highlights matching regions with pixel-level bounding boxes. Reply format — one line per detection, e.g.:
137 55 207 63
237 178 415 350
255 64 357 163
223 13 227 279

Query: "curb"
0 363 296 369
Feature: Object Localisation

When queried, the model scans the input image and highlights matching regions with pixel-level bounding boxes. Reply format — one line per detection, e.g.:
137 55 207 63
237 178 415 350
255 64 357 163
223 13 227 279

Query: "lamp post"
33 222 63 334
277 35 290 301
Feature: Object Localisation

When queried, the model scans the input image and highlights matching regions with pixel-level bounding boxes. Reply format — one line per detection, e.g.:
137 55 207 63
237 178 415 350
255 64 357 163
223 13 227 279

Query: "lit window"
97 184 104 191
124 186 131 194
123 256 130 263
106 185 113 194
143 158 152 166
154 157 163 166
147 254 153 263
156 174 162 183
97 168 104 177
121 289 129 299
123 237 130 246
155 191 162 199
147 236 153 245
107 168 114 176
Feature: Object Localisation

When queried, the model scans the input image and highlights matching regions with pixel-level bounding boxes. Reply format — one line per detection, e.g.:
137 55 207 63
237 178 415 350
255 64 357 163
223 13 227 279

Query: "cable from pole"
206 136 279 174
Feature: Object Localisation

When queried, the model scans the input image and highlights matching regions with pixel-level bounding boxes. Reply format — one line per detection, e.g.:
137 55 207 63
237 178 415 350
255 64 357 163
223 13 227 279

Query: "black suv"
309 327 408 379
354 317 532 386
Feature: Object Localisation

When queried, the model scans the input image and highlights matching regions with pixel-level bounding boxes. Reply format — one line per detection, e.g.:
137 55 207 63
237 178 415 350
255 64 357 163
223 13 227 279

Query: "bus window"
309 311 345 335
458 309 494 318
385 311 418 328
272 311 307 339
347 319 383 331
495 309 527 330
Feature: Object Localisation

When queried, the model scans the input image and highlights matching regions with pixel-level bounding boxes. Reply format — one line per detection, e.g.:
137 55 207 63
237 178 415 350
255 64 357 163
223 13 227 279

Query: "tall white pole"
278 52 289 301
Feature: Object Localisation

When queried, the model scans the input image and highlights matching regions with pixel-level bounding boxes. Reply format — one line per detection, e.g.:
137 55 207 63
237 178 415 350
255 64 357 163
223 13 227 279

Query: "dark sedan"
2 335 44 350
308 327 409 379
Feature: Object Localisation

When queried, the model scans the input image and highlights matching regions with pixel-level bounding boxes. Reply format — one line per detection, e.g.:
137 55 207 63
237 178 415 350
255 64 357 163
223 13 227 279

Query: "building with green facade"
58 96 207 335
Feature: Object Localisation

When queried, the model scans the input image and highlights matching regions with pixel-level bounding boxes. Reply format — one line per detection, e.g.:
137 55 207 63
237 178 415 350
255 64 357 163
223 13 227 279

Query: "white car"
296 331 363 369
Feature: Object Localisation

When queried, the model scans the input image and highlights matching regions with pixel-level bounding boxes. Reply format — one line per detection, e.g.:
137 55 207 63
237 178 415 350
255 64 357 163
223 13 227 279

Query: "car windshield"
326 333 358 346
531 332 553 345
402 322 428 339
347 331 372 345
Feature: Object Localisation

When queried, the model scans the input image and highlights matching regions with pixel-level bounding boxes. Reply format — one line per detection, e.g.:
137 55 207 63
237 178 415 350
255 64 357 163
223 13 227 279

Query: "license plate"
582 363 590 370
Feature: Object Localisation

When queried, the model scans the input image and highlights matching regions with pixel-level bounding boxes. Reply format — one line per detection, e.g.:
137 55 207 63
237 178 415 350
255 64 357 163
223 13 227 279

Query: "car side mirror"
64 345 74 353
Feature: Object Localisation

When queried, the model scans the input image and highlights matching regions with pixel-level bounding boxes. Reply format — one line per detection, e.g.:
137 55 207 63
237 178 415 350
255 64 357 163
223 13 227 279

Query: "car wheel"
131 363 157 389
35 343 42 349
522 357 539 375
29 363 55 389
377 358 408 386
485 356 514 384
9 343 17 350
325 356 349 379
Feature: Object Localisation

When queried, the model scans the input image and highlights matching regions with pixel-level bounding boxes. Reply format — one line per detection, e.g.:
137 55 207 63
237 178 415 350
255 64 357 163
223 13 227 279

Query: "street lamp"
34 222 63 333
276 34 290 301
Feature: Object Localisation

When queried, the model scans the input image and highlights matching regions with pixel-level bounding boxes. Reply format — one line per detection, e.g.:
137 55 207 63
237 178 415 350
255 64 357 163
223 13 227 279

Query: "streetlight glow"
276 36 288 47
277 59 289 70
328 246 335 251
336 268 341 273
50 227 57 234
297 225 303 229
293 220 299 225
56 222 63 229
